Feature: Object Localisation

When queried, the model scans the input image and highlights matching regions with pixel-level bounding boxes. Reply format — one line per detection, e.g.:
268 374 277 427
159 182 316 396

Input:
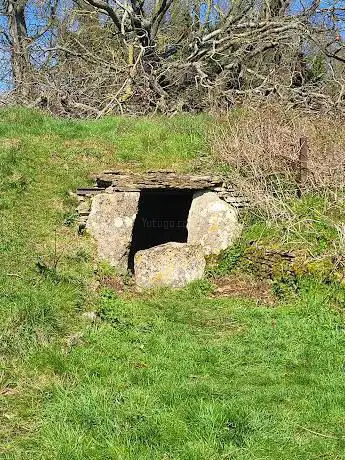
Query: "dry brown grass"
211 274 275 306
212 104 345 218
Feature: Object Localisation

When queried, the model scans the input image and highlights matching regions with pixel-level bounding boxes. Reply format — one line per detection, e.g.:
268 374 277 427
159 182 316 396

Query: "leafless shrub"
1 0 345 116
212 103 345 218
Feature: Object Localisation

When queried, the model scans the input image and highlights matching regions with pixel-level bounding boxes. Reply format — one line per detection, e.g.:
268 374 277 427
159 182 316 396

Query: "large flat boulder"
187 191 242 255
134 242 205 289
86 191 140 270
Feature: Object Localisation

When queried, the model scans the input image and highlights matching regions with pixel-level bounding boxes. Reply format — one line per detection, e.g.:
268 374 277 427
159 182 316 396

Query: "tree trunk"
7 0 29 97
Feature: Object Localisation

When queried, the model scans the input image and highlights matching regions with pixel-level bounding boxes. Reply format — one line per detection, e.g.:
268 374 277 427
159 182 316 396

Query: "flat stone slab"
187 191 242 255
134 242 206 289
96 171 224 191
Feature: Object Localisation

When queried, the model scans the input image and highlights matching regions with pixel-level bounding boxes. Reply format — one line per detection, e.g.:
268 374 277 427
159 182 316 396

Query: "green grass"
1 108 345 459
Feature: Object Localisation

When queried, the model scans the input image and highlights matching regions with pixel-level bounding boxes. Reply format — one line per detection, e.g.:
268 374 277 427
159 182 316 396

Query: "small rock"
65 332 83 347
134 242 205 289
77 200 91 216
81 311 98 321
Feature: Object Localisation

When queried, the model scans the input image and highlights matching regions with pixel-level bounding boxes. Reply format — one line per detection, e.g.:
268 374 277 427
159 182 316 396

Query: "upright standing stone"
86 191 140 270
187 191 242 255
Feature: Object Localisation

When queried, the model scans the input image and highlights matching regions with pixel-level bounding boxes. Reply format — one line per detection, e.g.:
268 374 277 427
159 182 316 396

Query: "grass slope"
1 108 345 459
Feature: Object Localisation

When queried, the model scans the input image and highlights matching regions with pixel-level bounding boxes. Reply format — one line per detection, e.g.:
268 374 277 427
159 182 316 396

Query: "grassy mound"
1 108 345 459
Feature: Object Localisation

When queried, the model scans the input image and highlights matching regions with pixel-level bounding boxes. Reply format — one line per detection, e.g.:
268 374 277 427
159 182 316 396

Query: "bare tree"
1 0 344 115
1 0 30 96
0 0 57 99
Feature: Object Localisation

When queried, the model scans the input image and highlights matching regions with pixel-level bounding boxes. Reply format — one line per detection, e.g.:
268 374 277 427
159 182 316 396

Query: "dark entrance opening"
128 189 194 271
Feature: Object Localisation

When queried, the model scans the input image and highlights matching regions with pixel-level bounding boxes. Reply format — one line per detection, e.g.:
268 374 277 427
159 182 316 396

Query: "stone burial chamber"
76 171 248 288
